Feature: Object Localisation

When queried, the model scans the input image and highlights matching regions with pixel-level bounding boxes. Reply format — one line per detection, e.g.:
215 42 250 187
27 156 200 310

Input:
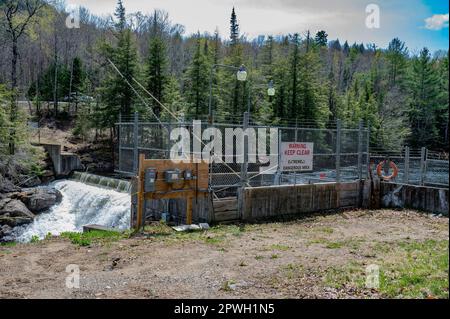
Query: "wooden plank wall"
241 182 365 221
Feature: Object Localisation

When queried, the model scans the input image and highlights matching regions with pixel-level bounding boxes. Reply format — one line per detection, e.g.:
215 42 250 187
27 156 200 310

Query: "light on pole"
267 80 275 97
237 65 248 82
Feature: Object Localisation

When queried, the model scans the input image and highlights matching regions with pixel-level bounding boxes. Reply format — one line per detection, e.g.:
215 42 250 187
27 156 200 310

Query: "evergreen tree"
97 0 138 131
230 7 239 46
386 38 408 88
114 0 126 31
298 44 327 125
289 33 300 119
185 33 211 117
70 57 86 112
146 15 168 118
408 48 441 148
315 30 328 47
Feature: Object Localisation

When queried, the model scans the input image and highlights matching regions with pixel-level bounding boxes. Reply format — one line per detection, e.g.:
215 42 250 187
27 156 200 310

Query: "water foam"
12 180 131 242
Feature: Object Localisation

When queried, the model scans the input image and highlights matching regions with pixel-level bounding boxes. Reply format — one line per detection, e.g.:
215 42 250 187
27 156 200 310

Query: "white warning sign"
281 142 314 172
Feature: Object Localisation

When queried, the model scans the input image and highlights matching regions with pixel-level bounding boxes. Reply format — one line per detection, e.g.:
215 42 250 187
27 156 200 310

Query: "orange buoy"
376 160 399 181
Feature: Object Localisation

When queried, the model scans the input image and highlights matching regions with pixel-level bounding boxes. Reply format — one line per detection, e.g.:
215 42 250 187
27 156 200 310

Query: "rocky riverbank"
0 179 62 242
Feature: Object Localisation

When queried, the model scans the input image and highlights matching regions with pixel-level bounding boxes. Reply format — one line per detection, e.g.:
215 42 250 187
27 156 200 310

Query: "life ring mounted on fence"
376 160 399 181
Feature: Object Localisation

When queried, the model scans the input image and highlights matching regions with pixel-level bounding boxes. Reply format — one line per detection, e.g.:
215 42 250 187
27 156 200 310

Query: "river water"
11 180 131 243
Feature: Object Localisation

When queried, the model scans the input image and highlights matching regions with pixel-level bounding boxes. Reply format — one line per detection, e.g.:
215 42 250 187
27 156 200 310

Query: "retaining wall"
240 181 371 221
40 143 83 176
380 182 449 216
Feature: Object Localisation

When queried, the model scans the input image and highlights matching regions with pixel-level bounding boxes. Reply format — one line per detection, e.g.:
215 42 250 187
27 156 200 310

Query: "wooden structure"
135 154 209 230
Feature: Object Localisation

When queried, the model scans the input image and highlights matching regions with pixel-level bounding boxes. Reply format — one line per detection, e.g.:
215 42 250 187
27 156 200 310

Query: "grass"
221 280 236 292
308 238 364 250
282 263 305 279
142 223 247 246
379 240 449 298
60 230 128 247
317 227 335 234
0 241 17 247
270 244 291 251
323 240 449 299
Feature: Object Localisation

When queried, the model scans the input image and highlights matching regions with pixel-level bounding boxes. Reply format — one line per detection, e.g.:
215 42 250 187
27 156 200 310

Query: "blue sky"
71 0 449 52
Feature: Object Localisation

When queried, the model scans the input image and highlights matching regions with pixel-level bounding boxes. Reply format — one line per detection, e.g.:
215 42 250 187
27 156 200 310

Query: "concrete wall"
240 181 370 221
41 144 61 174
40 143 82 176
381 182 449 216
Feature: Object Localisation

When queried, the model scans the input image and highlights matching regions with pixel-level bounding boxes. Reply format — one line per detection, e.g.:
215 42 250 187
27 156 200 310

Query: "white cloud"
424 13 449 31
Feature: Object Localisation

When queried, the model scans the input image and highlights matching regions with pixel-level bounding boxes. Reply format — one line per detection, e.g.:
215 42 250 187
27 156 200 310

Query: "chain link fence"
115 113 370 198
369 147 449 187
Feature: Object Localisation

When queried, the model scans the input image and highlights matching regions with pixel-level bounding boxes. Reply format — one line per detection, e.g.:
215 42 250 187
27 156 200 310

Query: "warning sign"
281 142 314 172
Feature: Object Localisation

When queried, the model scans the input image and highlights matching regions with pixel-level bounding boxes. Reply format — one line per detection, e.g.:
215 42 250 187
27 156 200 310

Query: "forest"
0 0 448 162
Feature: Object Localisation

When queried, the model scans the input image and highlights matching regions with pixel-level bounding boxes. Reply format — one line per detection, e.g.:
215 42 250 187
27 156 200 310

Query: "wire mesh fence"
369 147 449 187
115 113 370 198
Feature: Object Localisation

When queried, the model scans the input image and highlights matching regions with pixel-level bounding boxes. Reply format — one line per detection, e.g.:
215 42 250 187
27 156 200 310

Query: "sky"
69 0 449 52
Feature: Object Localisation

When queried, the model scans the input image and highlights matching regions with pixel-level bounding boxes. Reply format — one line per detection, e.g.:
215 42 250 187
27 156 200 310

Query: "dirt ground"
0 209 448 299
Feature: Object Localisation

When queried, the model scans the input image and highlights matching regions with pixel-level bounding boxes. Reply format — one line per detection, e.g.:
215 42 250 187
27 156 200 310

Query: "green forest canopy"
0 0 448 153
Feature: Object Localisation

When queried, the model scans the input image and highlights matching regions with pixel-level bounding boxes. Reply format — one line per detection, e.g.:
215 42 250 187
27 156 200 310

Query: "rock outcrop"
16 188 63 213
0 198 35 227
0 178 21 193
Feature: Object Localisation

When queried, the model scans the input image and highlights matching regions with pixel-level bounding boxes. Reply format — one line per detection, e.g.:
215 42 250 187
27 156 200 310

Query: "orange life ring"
376 161 399 181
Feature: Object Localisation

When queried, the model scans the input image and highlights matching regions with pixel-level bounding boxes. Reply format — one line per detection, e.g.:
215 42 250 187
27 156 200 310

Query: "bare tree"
1 0 45 154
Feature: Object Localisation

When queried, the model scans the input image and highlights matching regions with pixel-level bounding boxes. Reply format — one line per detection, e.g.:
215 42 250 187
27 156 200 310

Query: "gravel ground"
0 209 448 299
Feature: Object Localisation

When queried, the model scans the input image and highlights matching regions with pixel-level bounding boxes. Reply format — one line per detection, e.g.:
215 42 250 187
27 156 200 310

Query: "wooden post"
186 197 193 225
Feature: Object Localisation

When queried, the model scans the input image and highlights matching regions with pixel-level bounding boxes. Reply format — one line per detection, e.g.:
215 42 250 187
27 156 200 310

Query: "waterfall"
71 172 132 193
11 179 131 243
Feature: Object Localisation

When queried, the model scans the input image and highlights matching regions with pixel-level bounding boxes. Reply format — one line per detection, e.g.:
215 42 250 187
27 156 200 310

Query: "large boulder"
0 198 35 227
0 178 21 194
18 188 62 213
18 175 42 188
0 224 13 241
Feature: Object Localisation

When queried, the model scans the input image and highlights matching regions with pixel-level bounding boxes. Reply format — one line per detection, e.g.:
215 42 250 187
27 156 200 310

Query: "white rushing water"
12 180 131 243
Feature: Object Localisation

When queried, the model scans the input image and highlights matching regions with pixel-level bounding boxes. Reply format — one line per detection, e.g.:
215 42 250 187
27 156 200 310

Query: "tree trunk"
9 39 19 155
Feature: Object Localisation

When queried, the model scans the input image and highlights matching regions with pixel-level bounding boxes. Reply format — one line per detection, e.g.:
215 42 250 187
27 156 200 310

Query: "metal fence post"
294 120 298 186
133 111 139 174
336 119 342 183
357 120 363 180
366 126 370 179
404 146 410 184
118 113 122 172
240 112 249 188
420 147 426 186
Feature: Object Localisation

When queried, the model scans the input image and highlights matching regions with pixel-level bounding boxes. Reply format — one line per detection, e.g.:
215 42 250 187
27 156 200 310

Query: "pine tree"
289 33 300 119
70 57 86 112
97 0 138 130
114 0 126 32
315 30 328 47
408 48 441 148
298 44 327 125
185 33 211 117
386 38 408 88
230 7 239 46
146 15 168 118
